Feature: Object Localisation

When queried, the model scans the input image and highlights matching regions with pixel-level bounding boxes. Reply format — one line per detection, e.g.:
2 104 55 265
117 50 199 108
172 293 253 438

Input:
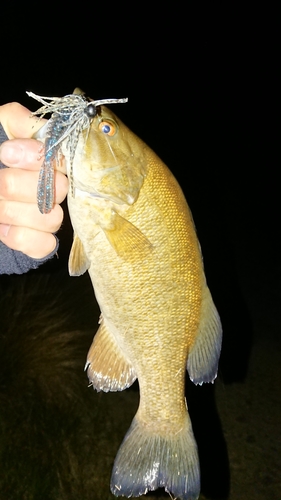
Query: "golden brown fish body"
64 103 222 500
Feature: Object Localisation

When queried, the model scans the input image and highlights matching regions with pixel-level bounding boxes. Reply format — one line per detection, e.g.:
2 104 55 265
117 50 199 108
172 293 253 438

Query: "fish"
32 90 222 500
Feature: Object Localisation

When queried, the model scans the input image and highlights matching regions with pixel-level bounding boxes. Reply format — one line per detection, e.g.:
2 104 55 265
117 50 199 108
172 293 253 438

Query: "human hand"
0 102 68 259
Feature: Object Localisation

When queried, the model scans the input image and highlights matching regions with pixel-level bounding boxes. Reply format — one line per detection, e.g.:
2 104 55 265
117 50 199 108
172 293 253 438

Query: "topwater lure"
27 90 128 214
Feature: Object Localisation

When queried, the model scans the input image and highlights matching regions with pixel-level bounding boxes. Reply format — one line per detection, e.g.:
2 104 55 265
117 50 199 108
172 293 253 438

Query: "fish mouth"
72 187 104 200
70 164 135 205
70 178 104 200
70 177 125 203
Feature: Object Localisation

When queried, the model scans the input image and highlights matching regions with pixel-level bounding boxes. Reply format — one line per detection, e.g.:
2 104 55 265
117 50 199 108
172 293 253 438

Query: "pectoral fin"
103 211 152 261
187 286 222 385
68 234 90 276
86 318 137 392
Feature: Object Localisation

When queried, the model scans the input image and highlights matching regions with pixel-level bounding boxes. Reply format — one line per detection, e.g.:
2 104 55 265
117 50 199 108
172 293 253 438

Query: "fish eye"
85 104 97 118
98 120 116 136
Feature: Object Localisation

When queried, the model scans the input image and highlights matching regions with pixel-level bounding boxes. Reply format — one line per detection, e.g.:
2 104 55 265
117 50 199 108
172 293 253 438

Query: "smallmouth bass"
32 90 222 500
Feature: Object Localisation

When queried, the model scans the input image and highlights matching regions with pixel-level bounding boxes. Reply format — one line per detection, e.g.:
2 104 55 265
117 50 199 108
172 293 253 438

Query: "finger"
0 224 58 259
0 168 68 204
0 201 64 233
0 139 44 170
0 102 47 139
0 138 67 174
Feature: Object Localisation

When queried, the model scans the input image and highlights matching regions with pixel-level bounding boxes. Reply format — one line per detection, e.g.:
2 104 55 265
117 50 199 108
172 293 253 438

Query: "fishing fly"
27 90 128 214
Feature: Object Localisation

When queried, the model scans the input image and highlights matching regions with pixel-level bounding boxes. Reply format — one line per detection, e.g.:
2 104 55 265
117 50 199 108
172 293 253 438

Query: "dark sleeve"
0 125 59 275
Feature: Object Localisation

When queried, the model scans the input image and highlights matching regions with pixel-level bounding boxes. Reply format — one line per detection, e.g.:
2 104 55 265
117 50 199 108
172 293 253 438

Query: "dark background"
2 3 278 366
1 3 279 500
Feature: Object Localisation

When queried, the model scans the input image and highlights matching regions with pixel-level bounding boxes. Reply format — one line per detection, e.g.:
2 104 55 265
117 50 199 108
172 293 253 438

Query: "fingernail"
37 143 45 160
0 142 24 165
0 224 11 237
38 143 45 154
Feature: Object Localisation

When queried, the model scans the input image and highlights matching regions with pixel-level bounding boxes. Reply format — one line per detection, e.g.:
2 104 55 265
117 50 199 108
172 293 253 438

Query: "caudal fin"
110 412 200 500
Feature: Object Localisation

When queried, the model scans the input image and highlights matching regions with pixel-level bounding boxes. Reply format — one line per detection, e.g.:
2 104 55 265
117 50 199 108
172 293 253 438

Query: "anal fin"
187 286 222 385
86 319 137 392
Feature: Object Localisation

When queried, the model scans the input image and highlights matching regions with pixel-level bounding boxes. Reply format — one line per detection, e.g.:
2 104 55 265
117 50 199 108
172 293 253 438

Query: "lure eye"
98 120 116 136
85 104 97 118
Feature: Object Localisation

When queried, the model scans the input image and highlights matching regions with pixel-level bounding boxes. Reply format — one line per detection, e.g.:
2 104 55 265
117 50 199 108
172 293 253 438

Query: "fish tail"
110 412 200 500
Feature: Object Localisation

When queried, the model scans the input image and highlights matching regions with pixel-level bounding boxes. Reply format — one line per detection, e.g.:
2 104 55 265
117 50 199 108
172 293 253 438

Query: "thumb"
0 102 46 139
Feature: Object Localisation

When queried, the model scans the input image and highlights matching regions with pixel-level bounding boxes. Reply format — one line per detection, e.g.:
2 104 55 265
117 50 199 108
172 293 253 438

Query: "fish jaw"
63 106 149 206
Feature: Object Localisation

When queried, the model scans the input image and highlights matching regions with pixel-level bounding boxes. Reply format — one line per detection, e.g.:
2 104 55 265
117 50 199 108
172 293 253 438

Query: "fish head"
69 105 148 206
